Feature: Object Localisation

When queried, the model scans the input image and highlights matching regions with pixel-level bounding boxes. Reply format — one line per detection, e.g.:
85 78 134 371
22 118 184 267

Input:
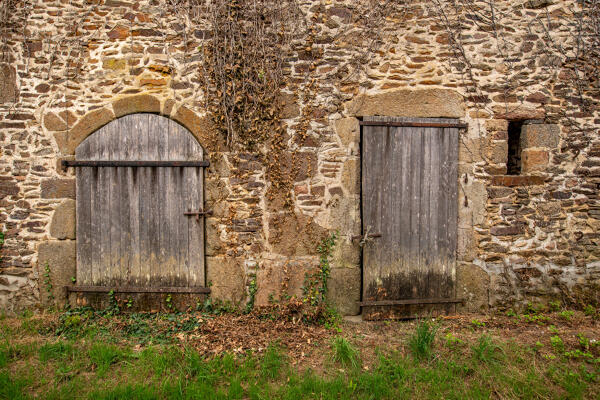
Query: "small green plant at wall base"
559 310 574 321
549 300 561 312
550 335 564 353
165 294 173 310
470 319 485 328
584 304 597 317
70 276 76 283
106 290 119 315
43 263 54 302
300 231 339 324
244 277 258 314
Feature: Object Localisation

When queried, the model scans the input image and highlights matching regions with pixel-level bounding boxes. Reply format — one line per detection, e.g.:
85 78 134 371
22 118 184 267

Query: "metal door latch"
184 208 213 221
351 233 382 241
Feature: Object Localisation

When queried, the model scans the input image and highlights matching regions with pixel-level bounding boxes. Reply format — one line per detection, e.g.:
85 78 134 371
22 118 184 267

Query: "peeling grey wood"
361 116 459 318
75 113 206 289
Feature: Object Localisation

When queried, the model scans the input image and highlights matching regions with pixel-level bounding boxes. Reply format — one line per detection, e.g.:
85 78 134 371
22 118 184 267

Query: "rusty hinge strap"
62 160 210 168
359 121 468 129
66 286 211 294
358 298 465 306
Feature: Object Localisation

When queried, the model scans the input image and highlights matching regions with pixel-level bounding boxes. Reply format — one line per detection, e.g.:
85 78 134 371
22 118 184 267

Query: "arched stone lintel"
49 94 224 155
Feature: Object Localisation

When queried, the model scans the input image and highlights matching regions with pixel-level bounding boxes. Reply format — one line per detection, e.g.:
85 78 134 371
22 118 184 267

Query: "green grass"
330 336 360 369
0 311 598 399
408 319 438 360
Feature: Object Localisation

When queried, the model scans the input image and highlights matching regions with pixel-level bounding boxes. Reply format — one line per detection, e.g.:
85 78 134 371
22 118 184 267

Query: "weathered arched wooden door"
69 114 208 295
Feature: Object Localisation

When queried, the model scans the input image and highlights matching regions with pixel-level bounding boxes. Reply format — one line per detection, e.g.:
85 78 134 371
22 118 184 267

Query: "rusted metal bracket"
66 286 211 294
184 208 213 221
359 121 468 129
351 233 382 241
61 160 210 170
358 298 465 306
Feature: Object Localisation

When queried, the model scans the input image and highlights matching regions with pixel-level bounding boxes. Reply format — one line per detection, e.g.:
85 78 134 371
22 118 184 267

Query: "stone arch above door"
44 94 224 157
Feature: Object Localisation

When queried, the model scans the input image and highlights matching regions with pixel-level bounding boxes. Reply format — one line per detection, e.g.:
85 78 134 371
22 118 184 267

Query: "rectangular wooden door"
360 116 460 319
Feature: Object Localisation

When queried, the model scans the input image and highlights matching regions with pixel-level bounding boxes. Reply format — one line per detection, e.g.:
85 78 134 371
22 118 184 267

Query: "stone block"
486 140 508 164
112 94 161 117
172 106 224 152
205 218 224 256
66 107 115 154
345 89 465 118
38 240 76 307
102 58 127 71
335 117 359 149
456 263 489 311
460 180 487 226
50 199 76 240
331 237 360 267
277 92 301 119
459 138 483 164
490 175 546 187
521 149 549 173
490 225 524 236
268 212 328 256
328 267 361 315
492 106 544 120
41 178 75 199
329 194 360 236
43 113 68 131
206 256 246 305
0 64 18 103
254 258 316 306
484 119 508 132
520 124 560 149
341 158 359 194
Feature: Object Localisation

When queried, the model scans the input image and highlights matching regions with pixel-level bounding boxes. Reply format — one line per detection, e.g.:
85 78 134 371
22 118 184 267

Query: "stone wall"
0 0 598 314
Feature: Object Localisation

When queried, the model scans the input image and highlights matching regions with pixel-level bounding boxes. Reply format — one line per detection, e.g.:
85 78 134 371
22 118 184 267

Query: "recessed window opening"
506 121 523 175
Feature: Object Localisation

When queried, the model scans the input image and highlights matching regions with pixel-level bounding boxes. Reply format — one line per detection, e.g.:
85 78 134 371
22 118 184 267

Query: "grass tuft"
88 343 124 376
330 336 360 368
39 341 73 362
471 334 503 363
408 319 438 360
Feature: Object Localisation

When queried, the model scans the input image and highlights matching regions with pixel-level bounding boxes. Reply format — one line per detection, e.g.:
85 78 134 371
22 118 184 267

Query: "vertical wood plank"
447 127 459 305
126 115 140 287
138 114 151 287
75 140 92 285
420 127 432 299
429 127 441 300
108 121 121 286
118 116 132 285
156 117 169 286
87 131 101 285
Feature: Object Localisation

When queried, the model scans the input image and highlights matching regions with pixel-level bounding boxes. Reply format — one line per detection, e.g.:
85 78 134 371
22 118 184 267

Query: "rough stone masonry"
0 0 598 314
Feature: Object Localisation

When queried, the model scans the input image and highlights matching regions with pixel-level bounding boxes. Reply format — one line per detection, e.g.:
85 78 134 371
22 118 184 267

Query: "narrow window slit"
506 121 523 175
